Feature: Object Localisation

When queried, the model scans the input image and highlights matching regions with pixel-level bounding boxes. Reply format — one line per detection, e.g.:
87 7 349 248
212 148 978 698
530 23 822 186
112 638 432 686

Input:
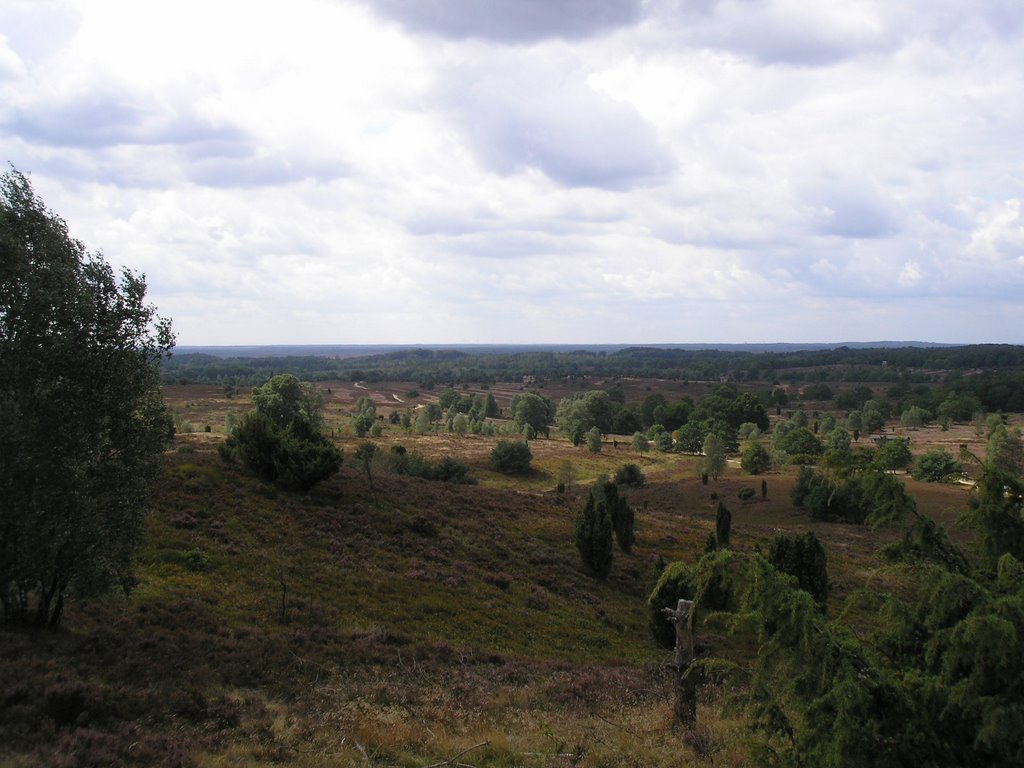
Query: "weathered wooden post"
662 598 696 729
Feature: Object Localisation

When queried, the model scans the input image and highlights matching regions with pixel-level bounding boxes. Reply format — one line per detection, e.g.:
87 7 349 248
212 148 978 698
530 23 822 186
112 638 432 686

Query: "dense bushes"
791 466 915 525
225 411 342 492
221 374 342 491
383 446 476 484
614 463 646 487
574 495 613 579
912 448 963 482
767 531 829 605
490 440 533 473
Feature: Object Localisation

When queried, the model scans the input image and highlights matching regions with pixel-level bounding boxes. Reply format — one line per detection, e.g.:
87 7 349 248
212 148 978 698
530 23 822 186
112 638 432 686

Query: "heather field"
2 374 1005 767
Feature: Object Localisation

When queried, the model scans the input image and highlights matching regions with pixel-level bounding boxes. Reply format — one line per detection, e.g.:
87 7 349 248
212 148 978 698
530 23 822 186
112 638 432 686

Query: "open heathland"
5 368 1011 768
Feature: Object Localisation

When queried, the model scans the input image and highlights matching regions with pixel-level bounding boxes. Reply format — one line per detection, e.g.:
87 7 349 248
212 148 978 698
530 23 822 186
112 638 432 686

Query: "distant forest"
162 343 1024 414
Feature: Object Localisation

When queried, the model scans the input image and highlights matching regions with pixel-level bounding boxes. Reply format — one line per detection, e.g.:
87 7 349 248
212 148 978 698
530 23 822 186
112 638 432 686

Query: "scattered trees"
0 169 175 626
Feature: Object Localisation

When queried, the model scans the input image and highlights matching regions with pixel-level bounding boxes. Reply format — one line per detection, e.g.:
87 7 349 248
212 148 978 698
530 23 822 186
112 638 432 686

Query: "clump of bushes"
220 374 341 492
490 440 532 474
614 463 646 487
792 466 915 525
575 494 613 579
767 531 829 606
912 448 963 483
384 445 476 484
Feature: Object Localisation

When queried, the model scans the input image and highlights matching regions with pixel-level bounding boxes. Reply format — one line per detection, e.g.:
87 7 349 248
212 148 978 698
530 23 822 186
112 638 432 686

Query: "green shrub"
716 502 732 548
574 495 613 579
490 440 532 474
912 448 963 483
738 487 756 501
741 442 772 474
226 411 342 492
767 531 829 606
614 463 646 487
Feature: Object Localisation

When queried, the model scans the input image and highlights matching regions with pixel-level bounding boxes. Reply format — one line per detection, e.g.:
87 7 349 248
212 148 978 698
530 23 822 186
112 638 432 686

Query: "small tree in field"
575 495 613 578
586 427 603 453
632 431 648 456
490 440 532 474
355 441 379 489
741 441 772 474
768 531 829 606
716 502 732 548
615 463 646 487
226 374 342 491
912 449 962 483
703 434 727 479
595 481 636 551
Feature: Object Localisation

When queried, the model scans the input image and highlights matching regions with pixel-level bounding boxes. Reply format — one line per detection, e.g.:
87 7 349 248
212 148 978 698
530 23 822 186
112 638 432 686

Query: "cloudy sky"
2 0 1023 345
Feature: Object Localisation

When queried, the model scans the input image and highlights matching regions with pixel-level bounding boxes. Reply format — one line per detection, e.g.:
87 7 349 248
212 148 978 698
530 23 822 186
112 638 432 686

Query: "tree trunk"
662 598 696 730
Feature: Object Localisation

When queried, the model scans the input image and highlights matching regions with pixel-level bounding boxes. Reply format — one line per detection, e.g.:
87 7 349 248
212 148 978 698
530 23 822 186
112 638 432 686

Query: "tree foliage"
741 441 772 475
510 391 554 438
574 494 613 579
702 433 726 479
594 480 635 551
767 531 829 606
489 440 532 474
912 448 963 483
715 502 732 548
666 544 1024 767
1 168 175 626
792 466 916 525
225 374 342 491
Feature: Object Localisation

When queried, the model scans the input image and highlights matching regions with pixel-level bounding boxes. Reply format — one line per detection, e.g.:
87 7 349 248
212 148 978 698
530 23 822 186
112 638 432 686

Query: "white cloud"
1 0 1022 344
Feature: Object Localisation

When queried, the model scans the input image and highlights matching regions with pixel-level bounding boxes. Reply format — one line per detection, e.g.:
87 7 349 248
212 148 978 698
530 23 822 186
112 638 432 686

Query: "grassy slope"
1 389 983 767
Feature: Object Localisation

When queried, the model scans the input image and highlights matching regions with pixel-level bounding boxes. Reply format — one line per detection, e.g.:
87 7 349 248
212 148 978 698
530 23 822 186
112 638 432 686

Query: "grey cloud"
442 62 674 189
364 0 643 43
6 91 244 149
805 179 900 239
650 0 893 66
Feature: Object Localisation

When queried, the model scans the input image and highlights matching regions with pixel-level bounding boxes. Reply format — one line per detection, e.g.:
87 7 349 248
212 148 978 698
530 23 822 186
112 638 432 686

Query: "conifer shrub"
767 531 829 606
489 440 533 474
574 495 613 579
614 463 646 487
716 502 732 548
594 480 636 551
